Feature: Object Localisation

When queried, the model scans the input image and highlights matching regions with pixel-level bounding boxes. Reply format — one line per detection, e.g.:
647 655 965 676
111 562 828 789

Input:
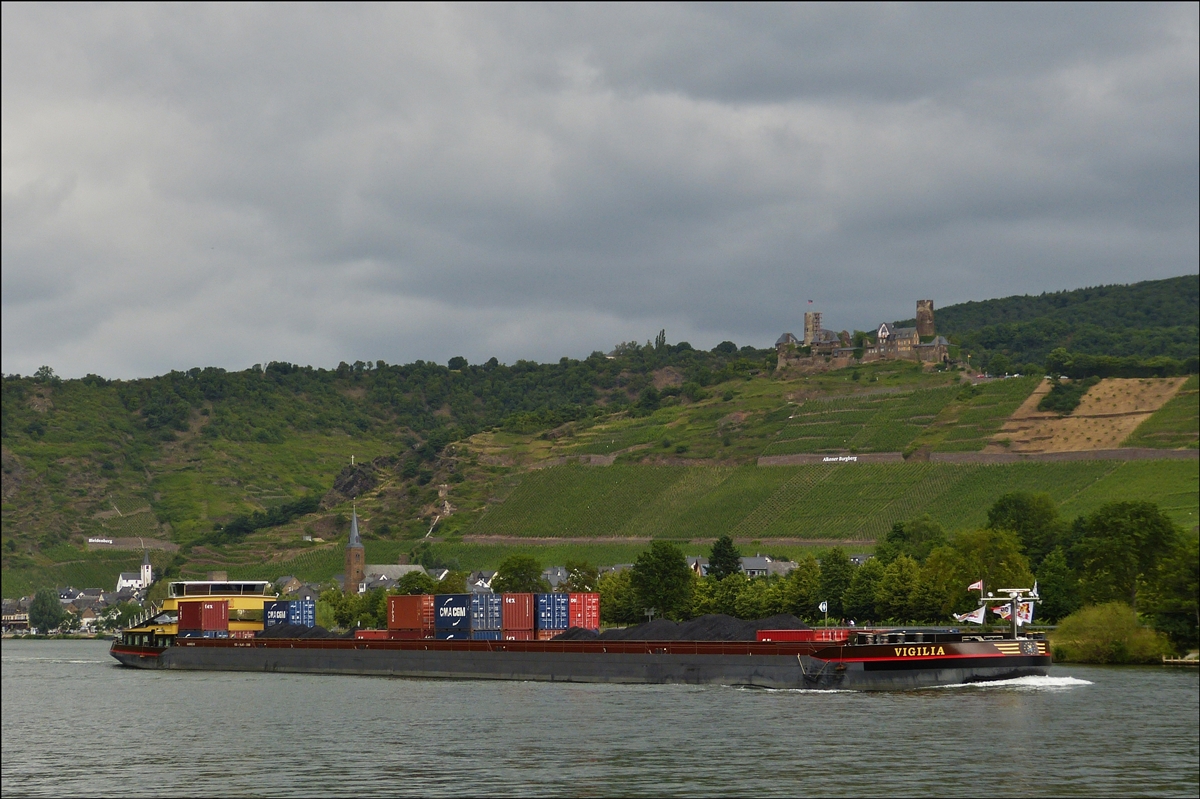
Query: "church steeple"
140 550 153 589
344 506 365 594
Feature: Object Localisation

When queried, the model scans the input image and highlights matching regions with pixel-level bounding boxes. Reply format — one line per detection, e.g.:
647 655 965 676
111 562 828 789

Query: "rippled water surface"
2 640 1197 797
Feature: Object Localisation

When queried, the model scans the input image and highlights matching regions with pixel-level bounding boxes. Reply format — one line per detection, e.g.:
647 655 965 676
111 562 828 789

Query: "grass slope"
1123 374 1199 449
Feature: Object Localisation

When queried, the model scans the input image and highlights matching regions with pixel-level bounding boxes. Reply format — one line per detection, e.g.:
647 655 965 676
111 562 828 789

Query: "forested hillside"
895 275 1198 372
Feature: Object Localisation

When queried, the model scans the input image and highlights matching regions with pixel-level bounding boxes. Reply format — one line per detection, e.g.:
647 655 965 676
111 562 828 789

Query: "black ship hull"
111 637 1051 691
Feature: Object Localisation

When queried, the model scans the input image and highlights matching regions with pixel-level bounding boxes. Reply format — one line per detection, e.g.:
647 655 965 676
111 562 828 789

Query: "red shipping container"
354 629 389 640
229 630 256 639
201 600 229 631
756 629 850 643
503 630 534 641
568 593 600 631
501 593 535 631
177 601 203 631
388 629 433 640
536 629 561 641
388 595 435 631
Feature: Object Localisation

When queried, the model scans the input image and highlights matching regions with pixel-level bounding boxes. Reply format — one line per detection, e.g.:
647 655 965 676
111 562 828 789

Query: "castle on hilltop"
775 300 950 373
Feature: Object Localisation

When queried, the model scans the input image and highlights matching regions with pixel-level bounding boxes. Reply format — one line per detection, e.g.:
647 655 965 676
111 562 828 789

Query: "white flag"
954 606 987 624
818 601 828 613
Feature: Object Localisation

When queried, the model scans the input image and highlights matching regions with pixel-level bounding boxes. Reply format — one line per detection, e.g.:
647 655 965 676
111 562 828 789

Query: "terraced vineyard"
915 376 1043 452
469 459 1199 543
1123 374 1199 449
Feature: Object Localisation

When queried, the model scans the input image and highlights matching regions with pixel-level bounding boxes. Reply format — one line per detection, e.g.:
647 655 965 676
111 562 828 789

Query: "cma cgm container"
535 593 569 631
263 600 290 628
471 594 502 631
434 594 472 631
501 593 534 631
287 599 316 628
568 593 600 631
435 629 471 640
471 629 502 641
201 600 229 631
388 595 435 632
177 601 204 631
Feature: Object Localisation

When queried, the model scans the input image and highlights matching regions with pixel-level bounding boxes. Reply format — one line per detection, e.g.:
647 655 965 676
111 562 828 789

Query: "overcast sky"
3 4 1197 379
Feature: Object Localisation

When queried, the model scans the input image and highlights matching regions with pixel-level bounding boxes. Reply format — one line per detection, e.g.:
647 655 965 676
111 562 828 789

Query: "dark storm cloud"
2 3 1196 378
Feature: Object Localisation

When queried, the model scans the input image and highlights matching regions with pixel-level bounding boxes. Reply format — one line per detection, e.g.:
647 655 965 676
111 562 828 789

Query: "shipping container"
177 601 203 631
501 593 535 631
568 593 601 631
388 629 433 640
388 594 435 631
434 594 472 630
470 594 503 631
502 630 534 641
176 629 205 638
287 599 316 628
354 629 389 640
536 628 561 641
755 629 851 643
201 600 228 631
201 629 229 639
229 630 256 639
535 593 570 630
471 629 502 641
435 629 471 640
263 600 290 628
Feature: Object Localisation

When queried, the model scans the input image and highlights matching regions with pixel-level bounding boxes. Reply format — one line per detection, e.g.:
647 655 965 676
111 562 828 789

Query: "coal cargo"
201 600 229 631
287 599 316 628
434 594 472 630
263 600 290 628
435 630 471 640
501 593 534 631
178 601 203 631
535 593 569 630
568 593 600 631
471 630 502 641
470 594 502 631
388 594 435 631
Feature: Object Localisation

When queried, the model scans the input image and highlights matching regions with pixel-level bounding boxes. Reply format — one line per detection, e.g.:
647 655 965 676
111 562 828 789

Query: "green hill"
3 277 1198 598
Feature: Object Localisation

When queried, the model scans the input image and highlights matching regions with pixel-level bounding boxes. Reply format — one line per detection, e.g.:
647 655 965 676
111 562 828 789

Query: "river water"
2 640 1197 797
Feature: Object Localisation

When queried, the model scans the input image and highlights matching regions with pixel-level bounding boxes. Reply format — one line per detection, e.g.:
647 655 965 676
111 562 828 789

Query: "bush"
1050 602 1173 663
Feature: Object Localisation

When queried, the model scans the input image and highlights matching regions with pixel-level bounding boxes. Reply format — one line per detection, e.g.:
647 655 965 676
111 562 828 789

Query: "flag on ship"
968 579 984 591
953 606 987 624
991 602 1035 625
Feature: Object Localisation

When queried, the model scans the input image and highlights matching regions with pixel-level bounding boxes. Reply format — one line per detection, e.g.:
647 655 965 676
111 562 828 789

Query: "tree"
1138 529 1199 650
947 528 1034 598
818 548 853 618
598 569 640 625
876 515 947 565
393 571 438 595
492 555 551 594
782 555 822 621
735 577 784 620
875 555 922 622
564 560 599 592
29 588 66 634
447 356 468 370
631 542 693 620
1072 501 1179 609
707 535 742 581
987 492 1062 568
1035 547 1080 622
437 571 469 594
842 558 884 622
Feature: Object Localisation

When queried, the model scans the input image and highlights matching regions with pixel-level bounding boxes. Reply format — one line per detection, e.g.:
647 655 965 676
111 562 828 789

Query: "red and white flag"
968 579 984 591
953 606 987 624
991 602 1035 626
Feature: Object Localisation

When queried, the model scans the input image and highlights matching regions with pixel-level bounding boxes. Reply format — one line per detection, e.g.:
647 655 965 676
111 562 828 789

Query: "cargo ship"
111 585 1050 690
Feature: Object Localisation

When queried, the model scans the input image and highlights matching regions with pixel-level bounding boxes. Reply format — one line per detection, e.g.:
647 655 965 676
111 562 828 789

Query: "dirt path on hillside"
986 377 1188 453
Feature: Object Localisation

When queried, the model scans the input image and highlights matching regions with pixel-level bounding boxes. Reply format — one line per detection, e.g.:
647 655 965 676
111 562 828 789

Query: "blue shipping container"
470 594 503 631
263 600 290 628
435 630 471 640
177 630 205 638
434 594 472 630
287 599 316 628
535 593 570 630
471 629 502 641
202 630 229 639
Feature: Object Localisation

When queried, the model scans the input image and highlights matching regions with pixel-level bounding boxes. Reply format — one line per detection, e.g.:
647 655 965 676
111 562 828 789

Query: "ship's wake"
934 674 1093 691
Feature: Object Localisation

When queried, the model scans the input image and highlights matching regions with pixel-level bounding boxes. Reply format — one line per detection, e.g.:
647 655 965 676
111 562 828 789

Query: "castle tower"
803 311 822 346
915 300 935 338
140 550 152 589
344 508 365 595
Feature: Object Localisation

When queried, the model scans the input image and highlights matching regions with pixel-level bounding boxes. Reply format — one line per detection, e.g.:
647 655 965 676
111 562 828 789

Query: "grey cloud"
2 4 1196 378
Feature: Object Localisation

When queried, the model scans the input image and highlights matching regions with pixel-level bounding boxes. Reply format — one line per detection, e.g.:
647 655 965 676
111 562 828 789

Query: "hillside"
3 277 1198 598
895 275 1198 372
